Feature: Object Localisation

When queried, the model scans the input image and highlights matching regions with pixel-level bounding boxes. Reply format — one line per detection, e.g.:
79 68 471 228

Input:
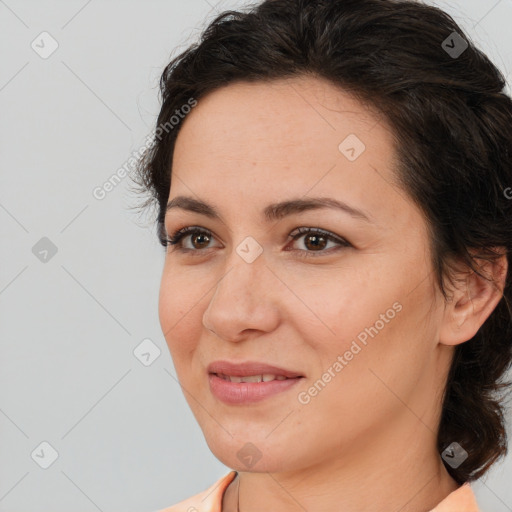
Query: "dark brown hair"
132 0 512 484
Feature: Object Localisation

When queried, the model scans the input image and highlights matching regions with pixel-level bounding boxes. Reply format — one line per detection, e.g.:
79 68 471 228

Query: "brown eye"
164 225 351 258
302 233 328 251
289 227 351 258
164 226 218 253
190 232 211 249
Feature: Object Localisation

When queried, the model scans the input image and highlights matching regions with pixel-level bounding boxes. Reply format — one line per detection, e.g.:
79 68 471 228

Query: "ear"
439 248 508 346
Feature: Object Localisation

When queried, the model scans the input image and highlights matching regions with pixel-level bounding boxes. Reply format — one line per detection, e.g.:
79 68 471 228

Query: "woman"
133 0 512 510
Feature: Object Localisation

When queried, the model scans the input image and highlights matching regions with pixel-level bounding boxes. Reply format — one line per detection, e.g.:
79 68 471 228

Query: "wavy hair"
132 0 512 484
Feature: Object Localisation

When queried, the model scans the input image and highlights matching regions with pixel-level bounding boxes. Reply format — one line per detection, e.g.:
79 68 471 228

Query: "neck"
222 418 460 512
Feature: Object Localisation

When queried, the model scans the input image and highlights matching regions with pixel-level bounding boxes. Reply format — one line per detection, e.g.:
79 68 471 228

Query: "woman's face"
159 76 452 473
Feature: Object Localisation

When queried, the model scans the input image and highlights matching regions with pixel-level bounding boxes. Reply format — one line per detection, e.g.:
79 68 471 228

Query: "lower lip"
208 373 303 404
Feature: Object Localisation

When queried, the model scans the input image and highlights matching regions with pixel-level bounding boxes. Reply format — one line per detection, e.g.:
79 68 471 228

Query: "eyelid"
163 225 352 256
164 225 219 249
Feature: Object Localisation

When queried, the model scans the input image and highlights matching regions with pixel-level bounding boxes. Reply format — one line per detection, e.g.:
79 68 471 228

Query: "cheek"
158 274 176 339
292 306 419 447
313 290 436 425
283 262 398 356
158 267 202 358
292 260 432 399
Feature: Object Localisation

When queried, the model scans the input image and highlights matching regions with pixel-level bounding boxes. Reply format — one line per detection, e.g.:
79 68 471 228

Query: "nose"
202 251 280 342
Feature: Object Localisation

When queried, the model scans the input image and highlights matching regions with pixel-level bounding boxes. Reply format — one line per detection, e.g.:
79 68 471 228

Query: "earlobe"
439 250 508 347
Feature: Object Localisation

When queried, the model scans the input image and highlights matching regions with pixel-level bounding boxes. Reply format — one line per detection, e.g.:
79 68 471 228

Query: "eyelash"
162 226 351 258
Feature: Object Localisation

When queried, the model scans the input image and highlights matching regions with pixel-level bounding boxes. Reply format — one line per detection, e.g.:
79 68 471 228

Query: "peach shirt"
156 470 480 512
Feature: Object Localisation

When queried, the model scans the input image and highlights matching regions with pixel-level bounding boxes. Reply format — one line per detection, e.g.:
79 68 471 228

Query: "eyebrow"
165 195 375 224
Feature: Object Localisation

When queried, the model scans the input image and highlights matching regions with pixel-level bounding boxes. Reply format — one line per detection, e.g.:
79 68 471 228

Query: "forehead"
175 76 387 162
169 76 418 231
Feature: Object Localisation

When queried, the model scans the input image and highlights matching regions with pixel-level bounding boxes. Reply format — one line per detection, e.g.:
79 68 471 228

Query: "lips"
208 362 305 404
207 360 304 379
216 373 289 382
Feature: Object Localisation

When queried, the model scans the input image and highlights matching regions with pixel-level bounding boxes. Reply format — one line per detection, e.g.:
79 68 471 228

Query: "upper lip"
208 360 304 378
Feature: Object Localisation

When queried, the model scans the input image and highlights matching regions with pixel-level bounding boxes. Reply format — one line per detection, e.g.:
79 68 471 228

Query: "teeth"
235 375 261 383
217 373 289 383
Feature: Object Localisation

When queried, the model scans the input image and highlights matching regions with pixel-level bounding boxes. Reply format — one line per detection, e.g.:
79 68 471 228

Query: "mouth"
207 360 304 379
207 361 305 404
211 372 300 383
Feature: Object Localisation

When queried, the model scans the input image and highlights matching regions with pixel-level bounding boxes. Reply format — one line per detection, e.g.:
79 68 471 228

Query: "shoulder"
429 482 480 512
155 470 237 512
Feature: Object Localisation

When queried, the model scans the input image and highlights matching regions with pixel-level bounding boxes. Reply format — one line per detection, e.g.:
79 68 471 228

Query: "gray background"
1 0 511 511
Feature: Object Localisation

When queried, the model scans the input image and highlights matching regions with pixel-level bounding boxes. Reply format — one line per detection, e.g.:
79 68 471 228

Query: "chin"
204 431 301 473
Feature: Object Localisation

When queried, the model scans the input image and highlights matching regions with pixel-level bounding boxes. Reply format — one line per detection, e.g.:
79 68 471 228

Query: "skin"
158 75 508 512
